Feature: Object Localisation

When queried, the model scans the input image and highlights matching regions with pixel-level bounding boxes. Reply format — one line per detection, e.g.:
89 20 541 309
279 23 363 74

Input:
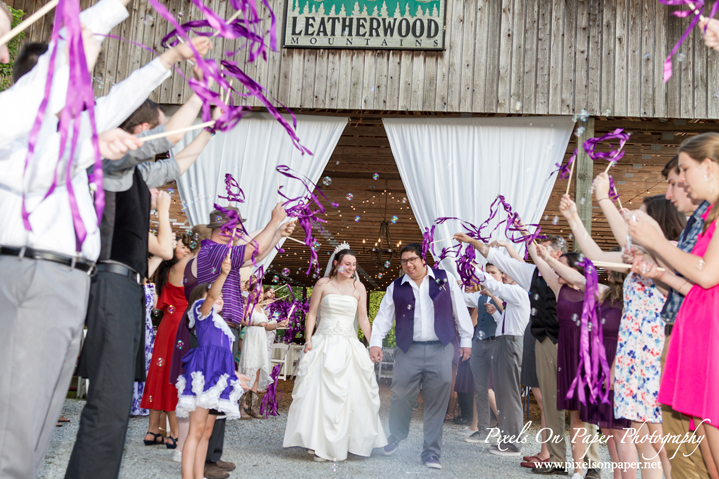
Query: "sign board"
282 0 446 51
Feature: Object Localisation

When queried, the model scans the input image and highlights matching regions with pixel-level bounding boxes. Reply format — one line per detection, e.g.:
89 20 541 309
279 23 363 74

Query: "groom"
370 243 473 470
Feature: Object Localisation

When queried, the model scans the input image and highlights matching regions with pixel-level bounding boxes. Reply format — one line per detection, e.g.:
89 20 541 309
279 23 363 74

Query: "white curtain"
383 116 575 277
173 113 348 271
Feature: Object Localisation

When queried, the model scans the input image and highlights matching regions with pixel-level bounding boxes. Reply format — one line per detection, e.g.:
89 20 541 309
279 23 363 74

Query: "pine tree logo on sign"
282 0 446 50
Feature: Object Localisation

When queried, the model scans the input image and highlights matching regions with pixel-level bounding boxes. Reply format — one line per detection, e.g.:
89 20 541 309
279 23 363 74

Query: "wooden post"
575 117 594 252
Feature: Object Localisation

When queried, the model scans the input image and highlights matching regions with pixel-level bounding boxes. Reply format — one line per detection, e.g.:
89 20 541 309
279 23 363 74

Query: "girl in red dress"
141 236 193 447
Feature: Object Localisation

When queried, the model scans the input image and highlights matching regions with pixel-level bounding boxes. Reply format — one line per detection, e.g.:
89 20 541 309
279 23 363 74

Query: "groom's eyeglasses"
400 256 421 266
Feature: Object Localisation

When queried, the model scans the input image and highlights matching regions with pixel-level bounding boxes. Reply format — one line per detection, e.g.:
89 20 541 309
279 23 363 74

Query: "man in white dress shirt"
370 243 473 470
472 257 530 456
0 3 205 477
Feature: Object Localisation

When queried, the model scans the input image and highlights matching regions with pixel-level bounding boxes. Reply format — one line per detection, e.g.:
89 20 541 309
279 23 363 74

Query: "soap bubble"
354 216 360 222
177 340 184 348
168 305 175 314
407 304 413 310
678 52 686 62
580 197 586 205
552 216 560 225
643 52 650 60
575 126 586 137
377 273 383 278
143 14 154 26
311 241 321 251
156 357 163 366
401 197 407 204
391 215 398 224
531 308 537 316
216 216 222 222
384 260 391 268
346 193 354 201
322 176 332 186
272 275 279 282
372 173 379 180
603 109 612 116
282 268 290 276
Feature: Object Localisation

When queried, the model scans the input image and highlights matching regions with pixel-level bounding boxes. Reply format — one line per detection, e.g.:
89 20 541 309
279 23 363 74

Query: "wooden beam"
575 117 594 251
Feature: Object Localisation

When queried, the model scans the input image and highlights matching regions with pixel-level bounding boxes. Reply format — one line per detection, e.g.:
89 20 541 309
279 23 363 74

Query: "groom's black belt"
413 340 442 345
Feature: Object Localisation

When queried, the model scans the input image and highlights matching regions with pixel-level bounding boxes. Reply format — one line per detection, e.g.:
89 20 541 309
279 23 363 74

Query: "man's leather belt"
96 262 142 284
1 246 94 273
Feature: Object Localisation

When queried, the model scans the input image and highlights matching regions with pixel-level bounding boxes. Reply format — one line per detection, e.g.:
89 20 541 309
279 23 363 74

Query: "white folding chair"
376 347 396 381
271 343 290 381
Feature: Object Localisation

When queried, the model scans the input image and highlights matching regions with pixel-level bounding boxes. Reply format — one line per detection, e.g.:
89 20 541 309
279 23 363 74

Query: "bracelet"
597 197 610 202
305 338 312 344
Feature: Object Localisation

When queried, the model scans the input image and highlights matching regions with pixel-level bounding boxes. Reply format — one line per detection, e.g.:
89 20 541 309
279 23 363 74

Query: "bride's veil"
322 243 361 332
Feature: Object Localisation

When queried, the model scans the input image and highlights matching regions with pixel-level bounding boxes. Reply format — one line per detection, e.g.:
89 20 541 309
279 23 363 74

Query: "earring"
705 172 715 183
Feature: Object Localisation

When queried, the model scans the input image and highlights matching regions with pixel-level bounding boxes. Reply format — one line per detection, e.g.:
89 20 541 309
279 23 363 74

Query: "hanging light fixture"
369 187 396 268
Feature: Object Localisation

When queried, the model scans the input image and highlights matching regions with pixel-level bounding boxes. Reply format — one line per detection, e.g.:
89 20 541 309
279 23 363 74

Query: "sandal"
143 431 165 446
165 436 178 449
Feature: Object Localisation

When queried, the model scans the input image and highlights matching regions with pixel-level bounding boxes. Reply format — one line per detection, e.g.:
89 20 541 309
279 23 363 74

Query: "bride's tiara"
332 242 351 255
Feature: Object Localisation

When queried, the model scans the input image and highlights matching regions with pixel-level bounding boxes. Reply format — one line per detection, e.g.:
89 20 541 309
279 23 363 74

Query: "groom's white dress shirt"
370 268 474 349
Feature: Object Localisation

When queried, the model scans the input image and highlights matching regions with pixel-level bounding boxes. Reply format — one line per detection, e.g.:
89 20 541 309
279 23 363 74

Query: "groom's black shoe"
453 416 470 425
382 436 401 456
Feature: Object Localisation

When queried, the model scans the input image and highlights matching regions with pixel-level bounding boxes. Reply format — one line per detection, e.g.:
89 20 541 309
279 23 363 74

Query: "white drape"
383 116 575 276
173 113 348 271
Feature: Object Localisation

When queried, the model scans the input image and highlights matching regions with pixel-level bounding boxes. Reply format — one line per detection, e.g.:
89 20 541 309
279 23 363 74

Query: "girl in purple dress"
175 254 249 479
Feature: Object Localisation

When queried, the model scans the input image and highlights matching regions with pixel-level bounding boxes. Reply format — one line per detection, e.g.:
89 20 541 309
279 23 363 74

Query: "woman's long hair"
153 233 193 298
678 132 719 232
601 247 625 306
642 194 687 241
328 249 358 290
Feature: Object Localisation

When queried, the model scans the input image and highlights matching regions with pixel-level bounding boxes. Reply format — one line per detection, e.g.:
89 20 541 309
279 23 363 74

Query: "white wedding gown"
283 295 387 460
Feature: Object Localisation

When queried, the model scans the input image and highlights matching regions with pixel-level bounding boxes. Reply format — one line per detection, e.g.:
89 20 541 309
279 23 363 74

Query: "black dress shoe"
531 465 569 475
453 416 470 425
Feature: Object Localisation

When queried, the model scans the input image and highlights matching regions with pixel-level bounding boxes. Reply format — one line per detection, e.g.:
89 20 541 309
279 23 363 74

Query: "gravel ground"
40 386 617 479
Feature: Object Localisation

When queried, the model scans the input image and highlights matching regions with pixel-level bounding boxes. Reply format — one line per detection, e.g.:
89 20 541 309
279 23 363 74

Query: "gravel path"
40 391 618 479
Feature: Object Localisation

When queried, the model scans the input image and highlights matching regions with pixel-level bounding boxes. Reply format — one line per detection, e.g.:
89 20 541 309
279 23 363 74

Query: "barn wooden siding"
7 0 719 118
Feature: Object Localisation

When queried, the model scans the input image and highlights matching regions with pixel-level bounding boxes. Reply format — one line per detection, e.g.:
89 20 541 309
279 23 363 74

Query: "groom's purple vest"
392 268 456 353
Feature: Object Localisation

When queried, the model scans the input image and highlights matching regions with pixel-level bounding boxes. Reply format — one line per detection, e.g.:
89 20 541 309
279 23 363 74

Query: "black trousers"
457 392 474 420
65 272 145 479
206 418 226 464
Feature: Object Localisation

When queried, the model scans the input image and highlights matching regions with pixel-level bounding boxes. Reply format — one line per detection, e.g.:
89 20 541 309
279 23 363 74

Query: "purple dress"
580 300 631 430
175 299 245 419
556 285 585 411
169 259 197 386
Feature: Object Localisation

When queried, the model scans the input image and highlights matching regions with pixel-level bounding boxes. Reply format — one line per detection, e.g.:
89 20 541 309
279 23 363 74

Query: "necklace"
335 278 349 293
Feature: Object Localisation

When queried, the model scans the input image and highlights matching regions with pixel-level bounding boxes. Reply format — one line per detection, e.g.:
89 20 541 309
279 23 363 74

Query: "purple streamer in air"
276 165 336 276
608 176 620 203
218 173 245 203
22 0 102 250
658 1 719 82
550 149 577 180
565 259 611 405
421 225 436 261
582 128 631 166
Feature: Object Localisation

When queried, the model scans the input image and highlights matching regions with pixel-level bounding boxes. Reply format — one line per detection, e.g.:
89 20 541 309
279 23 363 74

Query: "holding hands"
369 346 383 363
559 194 578 219
593 172 611 200
156 190 171 214
625 210 665 250
98 128 143 160
699 18 719 52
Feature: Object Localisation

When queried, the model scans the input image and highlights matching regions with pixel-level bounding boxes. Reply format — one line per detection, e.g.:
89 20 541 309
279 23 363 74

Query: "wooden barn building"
7 0 719 289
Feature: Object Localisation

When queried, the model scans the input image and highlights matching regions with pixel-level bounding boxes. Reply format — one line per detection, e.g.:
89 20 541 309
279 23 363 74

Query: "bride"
283 245 387 461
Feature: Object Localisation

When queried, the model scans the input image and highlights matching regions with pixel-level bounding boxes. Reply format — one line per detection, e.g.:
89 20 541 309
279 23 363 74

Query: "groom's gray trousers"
389 341 453 461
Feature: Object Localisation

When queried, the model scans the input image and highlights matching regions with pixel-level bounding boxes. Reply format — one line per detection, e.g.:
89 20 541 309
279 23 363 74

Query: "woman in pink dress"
628 132 719 477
